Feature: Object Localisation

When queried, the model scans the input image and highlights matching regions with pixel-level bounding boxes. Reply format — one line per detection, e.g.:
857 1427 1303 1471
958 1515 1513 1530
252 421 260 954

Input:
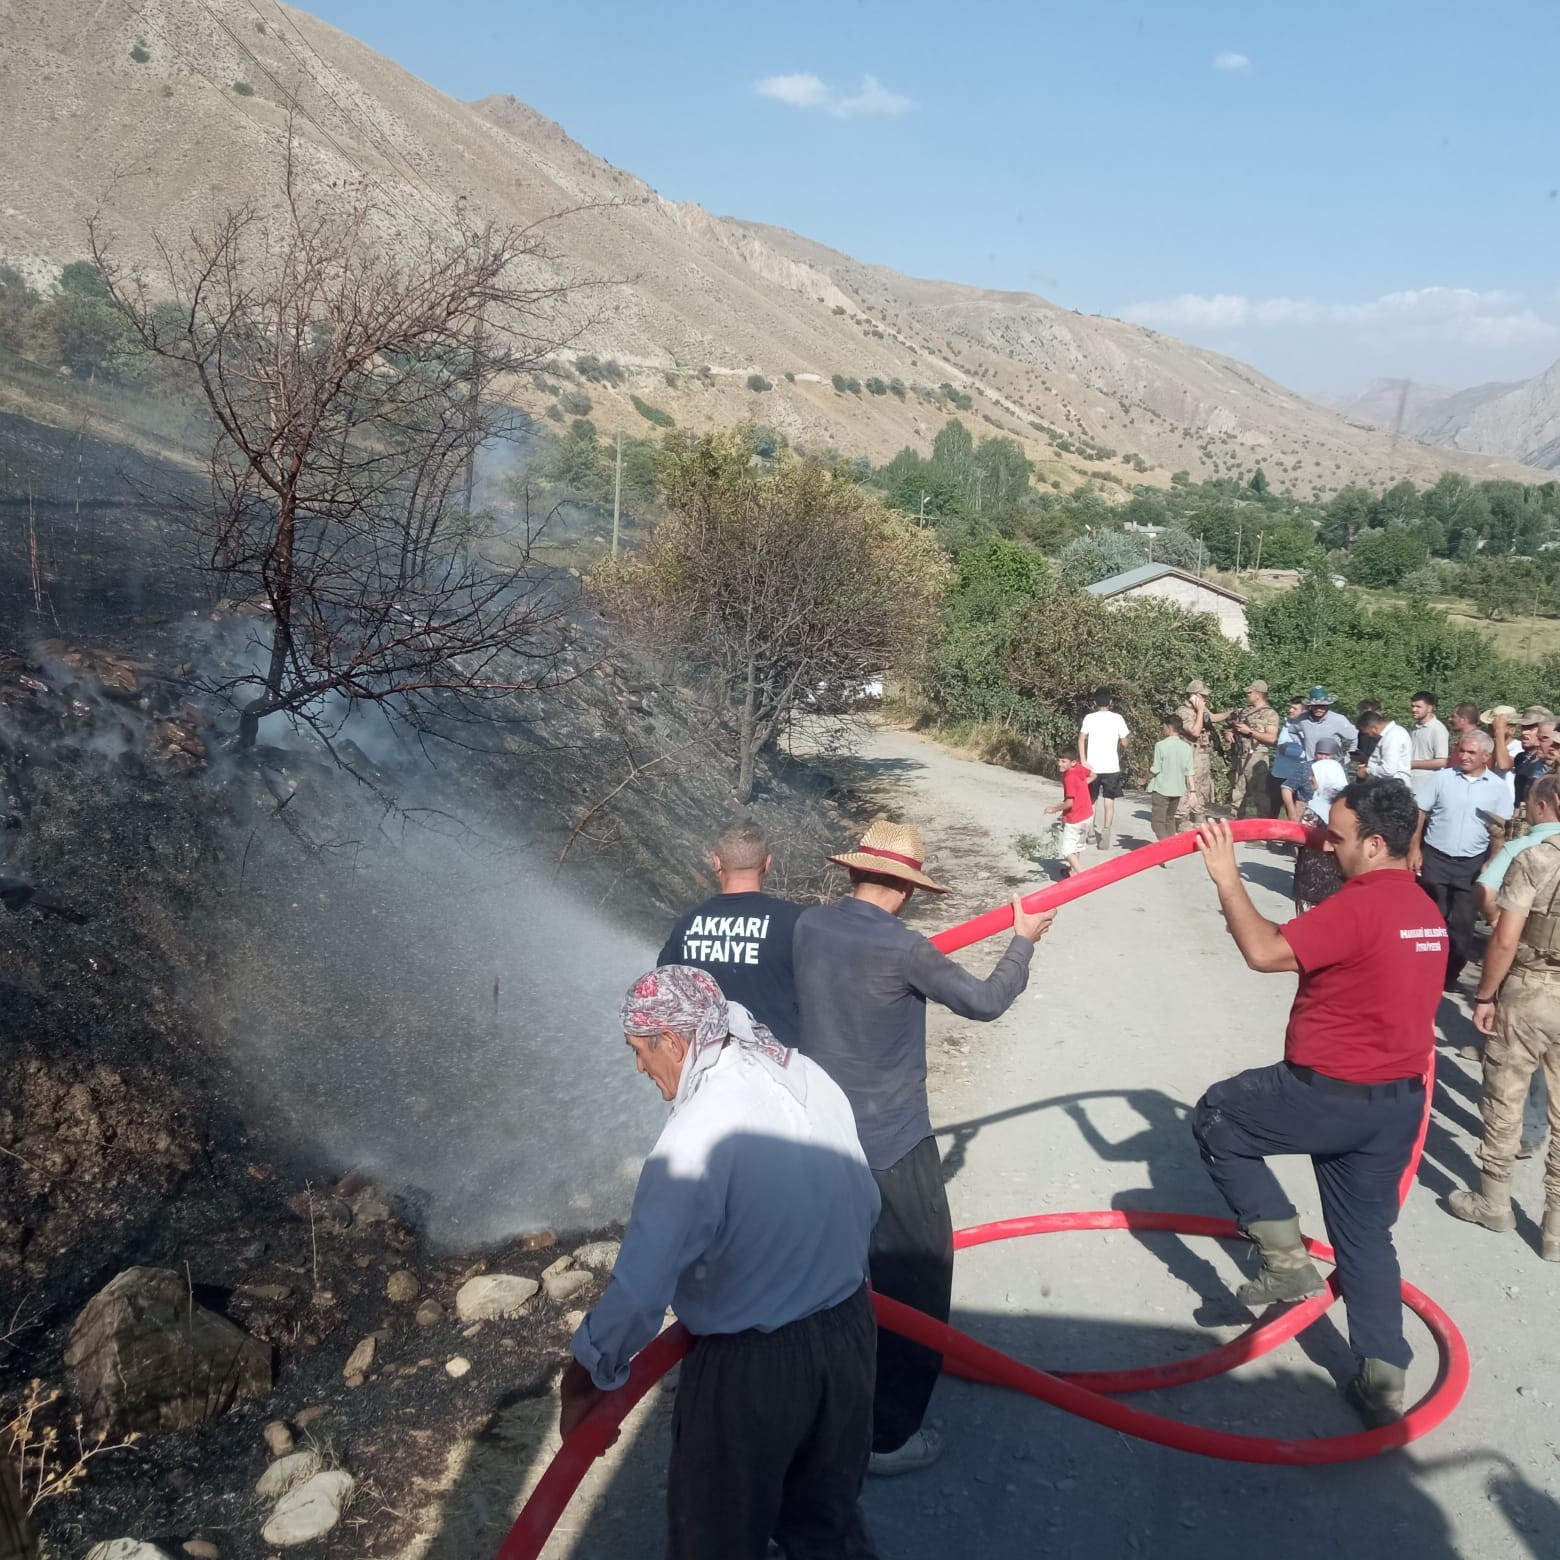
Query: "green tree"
1248 467 1269 496
1343 529 1429 588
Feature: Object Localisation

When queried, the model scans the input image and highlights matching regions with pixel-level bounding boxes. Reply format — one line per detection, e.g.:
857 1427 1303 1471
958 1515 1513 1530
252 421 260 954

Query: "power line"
253 0 447 218
189 0 433 237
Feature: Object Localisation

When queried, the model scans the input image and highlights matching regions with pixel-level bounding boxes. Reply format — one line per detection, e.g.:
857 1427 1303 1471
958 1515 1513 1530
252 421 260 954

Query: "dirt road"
445 724 1560 1560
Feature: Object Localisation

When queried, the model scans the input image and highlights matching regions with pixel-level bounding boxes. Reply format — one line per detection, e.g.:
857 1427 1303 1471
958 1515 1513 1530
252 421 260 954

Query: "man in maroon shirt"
1191 778 1443 1427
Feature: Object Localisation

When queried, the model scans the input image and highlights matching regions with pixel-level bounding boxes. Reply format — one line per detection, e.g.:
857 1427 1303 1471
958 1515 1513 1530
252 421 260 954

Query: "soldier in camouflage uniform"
1229 679 1282 818
1447 771 1560 1261
1176 679 1231 828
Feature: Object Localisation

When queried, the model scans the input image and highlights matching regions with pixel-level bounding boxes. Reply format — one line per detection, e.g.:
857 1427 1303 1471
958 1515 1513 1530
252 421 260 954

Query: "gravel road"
461 724 1560 1560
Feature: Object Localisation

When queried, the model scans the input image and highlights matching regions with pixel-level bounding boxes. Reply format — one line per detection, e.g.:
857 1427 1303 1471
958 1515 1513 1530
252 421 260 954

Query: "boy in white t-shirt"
1078 688 1131 850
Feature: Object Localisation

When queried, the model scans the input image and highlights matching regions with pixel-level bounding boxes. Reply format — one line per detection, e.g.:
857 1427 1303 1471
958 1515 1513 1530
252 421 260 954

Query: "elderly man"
1512 706 1556 808
1230 679 1282 817
1192 781 1443 1426
563 966 881 1560
1414 729 1514 990
794 819 1054 1474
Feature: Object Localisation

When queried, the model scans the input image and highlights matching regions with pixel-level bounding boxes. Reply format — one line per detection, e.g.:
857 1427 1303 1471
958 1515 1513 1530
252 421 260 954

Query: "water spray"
496 819 1471 1559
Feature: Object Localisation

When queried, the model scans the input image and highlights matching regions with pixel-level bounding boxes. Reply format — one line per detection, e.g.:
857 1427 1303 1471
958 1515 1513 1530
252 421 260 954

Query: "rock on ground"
572 1240 621 1271
84 1545 172 1560
256 1451 322 1500
455 1275 539 1321
543 1269 594 1305
260 1470 354 1547
64 1268 271 1431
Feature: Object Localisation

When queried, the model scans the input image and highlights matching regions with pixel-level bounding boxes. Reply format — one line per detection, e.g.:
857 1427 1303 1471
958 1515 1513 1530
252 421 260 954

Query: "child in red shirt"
1047 754 1095 876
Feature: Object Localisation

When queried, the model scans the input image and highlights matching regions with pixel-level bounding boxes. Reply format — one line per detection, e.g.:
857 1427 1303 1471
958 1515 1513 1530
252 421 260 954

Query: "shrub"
631 394 674 427
663 370 678 388
575 353 625 385
831 373 848 393
833 304 847 315
130 42 151 63
232 80 255 95
560 389 592 417
865 377 888 396
889 378 906 400
746 373 772 392
784 370 795 383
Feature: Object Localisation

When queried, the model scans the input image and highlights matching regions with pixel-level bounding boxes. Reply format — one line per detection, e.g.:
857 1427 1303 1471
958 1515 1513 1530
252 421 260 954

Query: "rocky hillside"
1318 366 1560 472
0 0 1543 494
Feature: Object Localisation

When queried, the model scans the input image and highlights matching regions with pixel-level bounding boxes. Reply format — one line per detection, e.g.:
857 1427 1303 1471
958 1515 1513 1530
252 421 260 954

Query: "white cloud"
755 71 913 119
756 73 828 110
1213 51 1251 71
1123 286 1560 348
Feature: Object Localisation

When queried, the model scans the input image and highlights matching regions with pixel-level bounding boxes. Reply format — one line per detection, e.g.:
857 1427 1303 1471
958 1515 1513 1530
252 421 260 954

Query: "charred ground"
0 409 856 1555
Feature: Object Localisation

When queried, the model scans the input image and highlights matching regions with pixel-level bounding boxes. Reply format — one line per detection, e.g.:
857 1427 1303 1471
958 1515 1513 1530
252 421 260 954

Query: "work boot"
1347 1358 1406 1428
1447 1173 1516 1233
1235 1218 1327 1307
1542 1206 1560 1263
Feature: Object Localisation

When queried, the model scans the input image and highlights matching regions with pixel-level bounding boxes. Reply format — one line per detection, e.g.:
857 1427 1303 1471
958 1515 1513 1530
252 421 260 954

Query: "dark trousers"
867 1135 954 1453
1418 842 1485 983
1192 1062 1423 1369
1150 792 1182 840
667 1285 877 1560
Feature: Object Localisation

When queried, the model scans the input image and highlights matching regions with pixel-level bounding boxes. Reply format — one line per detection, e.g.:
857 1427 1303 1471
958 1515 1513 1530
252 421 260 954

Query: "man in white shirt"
1079 687 1130 848
1359 709 1413 789
1409 691 1450 808
563 965 881 1560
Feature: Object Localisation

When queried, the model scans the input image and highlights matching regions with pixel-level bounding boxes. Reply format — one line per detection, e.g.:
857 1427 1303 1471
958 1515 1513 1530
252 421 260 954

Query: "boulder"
260 1470 354 1547
445 1356 471 1379
454 1275 538 1321
65 1269 271 1432
83 1545 170 1560
256 1451 322 1500
542 1269 593 1305
263 1421 294 1458
342 1335 376 1384
572 1241 621 1272
181 1542 219 1560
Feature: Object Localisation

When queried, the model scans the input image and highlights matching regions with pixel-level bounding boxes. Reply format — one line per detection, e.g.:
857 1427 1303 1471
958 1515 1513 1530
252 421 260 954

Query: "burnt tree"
90 164 588 752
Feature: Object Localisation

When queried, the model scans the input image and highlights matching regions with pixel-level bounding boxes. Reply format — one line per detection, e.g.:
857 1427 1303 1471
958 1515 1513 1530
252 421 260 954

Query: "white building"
1084 563 1249 646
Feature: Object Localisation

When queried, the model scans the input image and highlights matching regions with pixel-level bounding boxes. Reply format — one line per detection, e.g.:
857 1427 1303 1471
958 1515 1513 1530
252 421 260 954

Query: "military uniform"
1231 701 1281 817
1176 698 1216 827
1479 838 1560 1209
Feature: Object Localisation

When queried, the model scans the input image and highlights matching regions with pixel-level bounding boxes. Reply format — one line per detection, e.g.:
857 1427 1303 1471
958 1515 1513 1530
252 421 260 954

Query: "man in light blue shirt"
1415 729 1514 989
1299 686 1359 763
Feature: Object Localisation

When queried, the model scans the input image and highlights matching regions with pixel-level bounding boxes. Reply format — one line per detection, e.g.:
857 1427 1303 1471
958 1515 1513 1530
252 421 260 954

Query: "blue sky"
305 0 1560 393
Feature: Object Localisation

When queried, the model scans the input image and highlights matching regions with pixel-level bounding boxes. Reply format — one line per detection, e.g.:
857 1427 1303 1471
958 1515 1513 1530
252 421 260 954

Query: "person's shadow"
1062 1090 1261 1328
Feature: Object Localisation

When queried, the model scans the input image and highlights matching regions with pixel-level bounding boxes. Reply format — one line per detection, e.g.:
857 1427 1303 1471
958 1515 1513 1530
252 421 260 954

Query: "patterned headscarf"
620 964 801 1106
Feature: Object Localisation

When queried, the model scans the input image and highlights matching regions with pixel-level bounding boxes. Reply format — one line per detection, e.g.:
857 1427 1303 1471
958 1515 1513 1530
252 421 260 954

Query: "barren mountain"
1313 378 1457 434
0 0 1543 492
1405 363 1560 471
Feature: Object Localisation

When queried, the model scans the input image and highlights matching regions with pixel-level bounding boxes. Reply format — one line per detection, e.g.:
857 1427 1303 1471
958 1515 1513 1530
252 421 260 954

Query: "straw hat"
828 818 950 894
1520 705 1555 726
1479 704 1519 723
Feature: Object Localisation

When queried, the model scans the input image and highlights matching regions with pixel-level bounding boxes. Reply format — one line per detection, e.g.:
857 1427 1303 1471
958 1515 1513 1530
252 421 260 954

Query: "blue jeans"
1193 1062 1423 1368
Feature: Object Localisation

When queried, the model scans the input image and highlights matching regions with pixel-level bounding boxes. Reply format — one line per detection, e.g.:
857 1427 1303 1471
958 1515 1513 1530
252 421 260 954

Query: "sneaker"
868 1426 943 1477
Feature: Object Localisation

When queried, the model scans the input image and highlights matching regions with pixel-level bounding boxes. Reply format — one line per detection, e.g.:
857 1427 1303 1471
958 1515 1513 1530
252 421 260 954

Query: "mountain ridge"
0 0 1544 492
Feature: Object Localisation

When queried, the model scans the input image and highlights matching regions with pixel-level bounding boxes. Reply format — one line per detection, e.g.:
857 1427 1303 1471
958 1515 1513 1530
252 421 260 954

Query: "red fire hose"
496 819 1470 1559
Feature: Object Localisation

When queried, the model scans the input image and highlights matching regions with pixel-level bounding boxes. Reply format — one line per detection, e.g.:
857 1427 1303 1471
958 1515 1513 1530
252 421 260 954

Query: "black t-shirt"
657 891 803 1045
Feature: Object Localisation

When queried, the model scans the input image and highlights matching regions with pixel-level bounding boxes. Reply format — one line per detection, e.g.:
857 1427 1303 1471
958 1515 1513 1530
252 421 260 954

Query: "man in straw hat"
564 965 882 1559
794 820 1055 1475
1175 678 1232 827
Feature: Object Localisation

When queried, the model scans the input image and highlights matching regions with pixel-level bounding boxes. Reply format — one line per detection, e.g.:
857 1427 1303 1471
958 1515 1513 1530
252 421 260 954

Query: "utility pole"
1252 533 1264 575
611 430 623 559
919 491 929 525
1235 527 1243 575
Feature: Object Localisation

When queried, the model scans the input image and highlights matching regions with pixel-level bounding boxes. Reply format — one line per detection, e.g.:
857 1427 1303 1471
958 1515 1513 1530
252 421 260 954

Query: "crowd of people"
546 731 1560 1556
